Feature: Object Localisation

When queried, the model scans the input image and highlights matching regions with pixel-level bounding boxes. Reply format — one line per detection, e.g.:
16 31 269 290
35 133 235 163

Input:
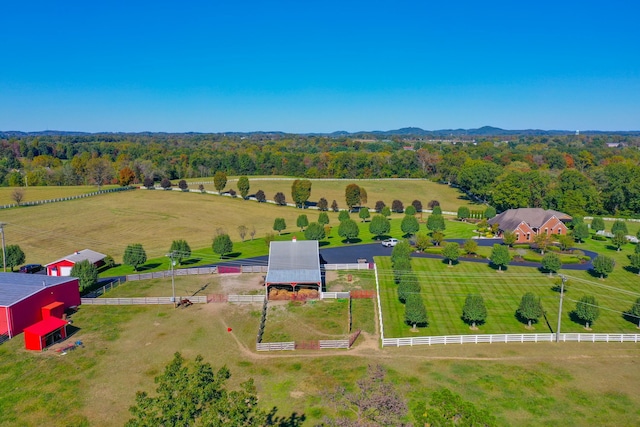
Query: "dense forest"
1 132 640 217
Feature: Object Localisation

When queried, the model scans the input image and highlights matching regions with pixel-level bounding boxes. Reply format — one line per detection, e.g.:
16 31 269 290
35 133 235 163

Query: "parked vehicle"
381 238 398 247
18 264 43 274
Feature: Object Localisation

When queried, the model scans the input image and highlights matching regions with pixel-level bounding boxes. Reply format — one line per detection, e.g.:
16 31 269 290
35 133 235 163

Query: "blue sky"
1 1 639 133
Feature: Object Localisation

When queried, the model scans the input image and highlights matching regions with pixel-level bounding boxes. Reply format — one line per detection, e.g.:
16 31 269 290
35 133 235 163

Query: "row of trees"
392 241 428 329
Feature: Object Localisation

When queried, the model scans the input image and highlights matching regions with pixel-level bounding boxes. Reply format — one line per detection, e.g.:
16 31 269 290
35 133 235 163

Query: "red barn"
45 249 106 276
0 273 80 350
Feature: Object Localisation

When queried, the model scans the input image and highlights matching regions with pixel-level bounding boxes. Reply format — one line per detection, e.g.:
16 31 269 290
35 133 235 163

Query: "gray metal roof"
0 273 76 307
45 249 106 267
265 240 321 285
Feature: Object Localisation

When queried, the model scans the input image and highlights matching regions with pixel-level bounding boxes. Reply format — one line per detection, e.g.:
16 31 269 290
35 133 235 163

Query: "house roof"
488 208 572 232
23 316 68 336
265 240 321 285
0 274 76 307
45 249 106 267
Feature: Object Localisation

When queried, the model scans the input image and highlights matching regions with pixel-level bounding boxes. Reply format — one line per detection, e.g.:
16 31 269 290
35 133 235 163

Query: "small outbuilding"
264 240 322 298
45 249 106 276
0 273 80 349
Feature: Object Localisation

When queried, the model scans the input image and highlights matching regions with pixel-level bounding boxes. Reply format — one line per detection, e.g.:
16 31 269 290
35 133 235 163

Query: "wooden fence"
324 263 373 271
228 295 265 303
126 267 217 281
382 332 640 347
321 292 351 299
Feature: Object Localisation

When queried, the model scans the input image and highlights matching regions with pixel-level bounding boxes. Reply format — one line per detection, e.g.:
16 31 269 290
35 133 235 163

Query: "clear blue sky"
1 1 639 133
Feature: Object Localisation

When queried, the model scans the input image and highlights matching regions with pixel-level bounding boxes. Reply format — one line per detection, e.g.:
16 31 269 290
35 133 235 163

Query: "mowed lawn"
377 257 640 338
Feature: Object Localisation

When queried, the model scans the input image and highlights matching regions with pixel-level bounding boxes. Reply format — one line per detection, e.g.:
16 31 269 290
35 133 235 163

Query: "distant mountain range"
1 126 639 138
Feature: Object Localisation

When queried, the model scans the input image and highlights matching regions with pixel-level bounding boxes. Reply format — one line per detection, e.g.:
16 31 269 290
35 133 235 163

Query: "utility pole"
556 274 566 342
167 251 177 308
0 223 6 272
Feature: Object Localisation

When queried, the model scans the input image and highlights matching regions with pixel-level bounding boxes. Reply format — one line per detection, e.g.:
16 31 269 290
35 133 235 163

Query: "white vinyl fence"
321 292 351 299
324 263 372 270
80 296 207 305
382 333 640 347
256 342 295 351
319 339 350 349
228 295 265 303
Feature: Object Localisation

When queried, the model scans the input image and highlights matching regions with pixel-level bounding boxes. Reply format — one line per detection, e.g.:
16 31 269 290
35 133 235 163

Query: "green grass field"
377 256 640 338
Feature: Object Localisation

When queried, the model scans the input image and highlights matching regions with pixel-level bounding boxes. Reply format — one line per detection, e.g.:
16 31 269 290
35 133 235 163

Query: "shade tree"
2 244 25 271
296 214 309 231
489 244 511 271
462 294 487 328
338 219 359 243
317 197 328 211
291 179 312 208
592 254 615 278
213 171 227 192
358 207 370 222
400 214 419 237
345 184 361 211
273 218 286 235
391 199 404 213
212 234 233 258
517 292 543 328
573 295 600 329
274 192 286 206
405 293 428 329
169 239 191 265
237 176 250 199
441 242 460 266
304 222 325 241
124 243 147 271
70 260 98 292
369 215 390 239
541 252 562 276
318 212 329 225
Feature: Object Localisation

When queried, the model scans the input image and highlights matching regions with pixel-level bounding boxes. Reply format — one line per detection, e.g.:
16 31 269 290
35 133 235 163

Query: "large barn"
0 274 80 349
45 249 106 276
264 240 322 298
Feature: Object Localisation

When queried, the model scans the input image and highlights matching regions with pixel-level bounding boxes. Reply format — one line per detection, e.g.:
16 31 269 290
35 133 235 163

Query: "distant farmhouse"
45 249 106 276
488 208 572 244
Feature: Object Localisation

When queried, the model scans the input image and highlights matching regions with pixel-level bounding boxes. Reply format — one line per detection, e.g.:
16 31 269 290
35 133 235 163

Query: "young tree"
626 297 640 328
358 207 370 222
318 212 329 225
404 205 416 216
612 230 626 251
160 177 172 190
296 214 309 231
169 239 191 265
338 219 359 243
432 205 442 215
11 188 25 205
611 219 628 235
431 231 445 246
427 200 440 210
502 230 517 247
213 171 227 192
212 234 233 258
369 215 390 240
126 352 285 427
517 292 543 328
391 199 404 213
70 259 98 292
291 179 312 208
359 187 368 205
264 232 276 248
237 225 248 242
591 217 605 233
331 200 339 212
345 183 361 211
541 252 562 276
304 222 326 241
1 245 25 271
405 293 428 329
228 189 237 198
442 242 460 266
463 239 478 255
572 223 590 243
143 177 154 188
397 273 419 303
381 206 391 218
273 218 286 235
198 184 205 193
391 241 413 266
119 166 136 186
415 233 432 251
490 244 511 271
557 234 574 251
317 197 328 211
124 243 147 271
237 176 250 199
374 200 386 212
484 205 497 219
274 192 286 206
411 199 423 212
457 206 470 221
426 214 446 233
400 215 419 237
592 254 615 278
255 189 266 202
338 210 350 222
249 226 256 241
629 253 640 275
462 294 487 328
534 232 554 254
574 295 600 329
178 179 188 191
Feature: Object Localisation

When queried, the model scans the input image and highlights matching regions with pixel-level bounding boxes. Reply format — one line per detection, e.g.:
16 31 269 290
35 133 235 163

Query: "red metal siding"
9 279 80 337
47 260 75 276
0 307 8 336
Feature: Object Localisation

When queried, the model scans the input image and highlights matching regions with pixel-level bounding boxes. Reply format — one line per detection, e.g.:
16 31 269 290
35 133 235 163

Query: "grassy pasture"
0 185 119 206
2 297 640 426
0 185 476 272
377 257 640 338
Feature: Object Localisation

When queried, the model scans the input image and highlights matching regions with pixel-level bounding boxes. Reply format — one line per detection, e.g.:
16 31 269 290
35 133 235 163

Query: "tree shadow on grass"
180 258 202 266
341 238 362 244
318 241 331 247
137 263 161 272
622 265 640 275
568 310 587 327
372 234 391 241
223 252 242 259
622 312 640 328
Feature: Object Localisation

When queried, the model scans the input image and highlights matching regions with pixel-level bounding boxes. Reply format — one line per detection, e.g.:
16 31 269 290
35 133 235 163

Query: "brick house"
487 208 572 244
